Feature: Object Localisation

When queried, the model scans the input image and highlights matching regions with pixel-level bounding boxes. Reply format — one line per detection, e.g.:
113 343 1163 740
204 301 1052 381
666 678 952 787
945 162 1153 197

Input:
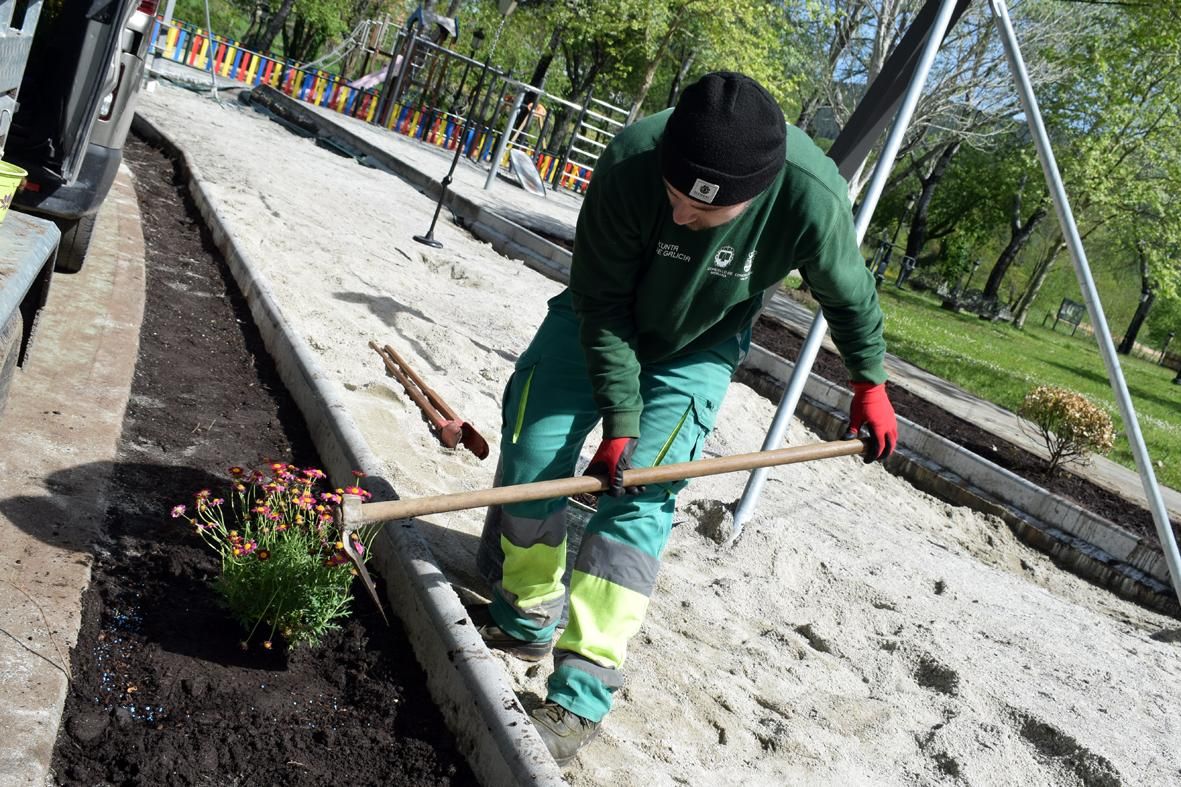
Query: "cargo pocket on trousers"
653 393 720 497
501 363 537 445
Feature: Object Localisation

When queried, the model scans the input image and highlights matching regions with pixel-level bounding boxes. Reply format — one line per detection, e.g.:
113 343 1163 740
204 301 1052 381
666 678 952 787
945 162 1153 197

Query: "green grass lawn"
877 285 1180 490
783 275 1180 490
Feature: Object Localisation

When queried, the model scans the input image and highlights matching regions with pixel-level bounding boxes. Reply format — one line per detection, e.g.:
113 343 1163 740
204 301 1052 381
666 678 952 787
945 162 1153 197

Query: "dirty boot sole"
477 624 553 662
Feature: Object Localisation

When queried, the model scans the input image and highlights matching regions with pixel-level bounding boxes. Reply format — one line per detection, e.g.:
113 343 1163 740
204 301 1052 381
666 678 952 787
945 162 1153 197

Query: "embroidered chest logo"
709 246 753 281
714 246 735 268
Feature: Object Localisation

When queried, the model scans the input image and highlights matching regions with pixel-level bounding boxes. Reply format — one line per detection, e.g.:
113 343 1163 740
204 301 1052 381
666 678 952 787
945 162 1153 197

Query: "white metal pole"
201 0 219 101
731 0 961 539
484 85 526 191
989 0 1181 603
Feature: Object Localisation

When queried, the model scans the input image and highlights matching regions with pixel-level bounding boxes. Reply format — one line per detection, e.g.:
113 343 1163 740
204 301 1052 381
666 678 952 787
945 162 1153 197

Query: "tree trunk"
287 16 326 62
1117 245 1155 354
795 91 821 136
1118 292 1155 354
665 48 695 108
904 140 960 262
247 0 295 53
1011 234 1066 329
626 12 682 125
242 1 266 48
513 25 564 135
983 200 1048 300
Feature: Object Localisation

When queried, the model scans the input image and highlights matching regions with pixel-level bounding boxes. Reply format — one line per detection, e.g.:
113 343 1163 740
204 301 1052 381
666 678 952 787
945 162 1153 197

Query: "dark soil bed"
50 134 476 786
751 316 1177 543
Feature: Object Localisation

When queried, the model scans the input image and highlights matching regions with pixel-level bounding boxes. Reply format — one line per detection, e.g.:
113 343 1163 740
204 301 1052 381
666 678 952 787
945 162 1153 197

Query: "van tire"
54 214 97 273
0 309 23 422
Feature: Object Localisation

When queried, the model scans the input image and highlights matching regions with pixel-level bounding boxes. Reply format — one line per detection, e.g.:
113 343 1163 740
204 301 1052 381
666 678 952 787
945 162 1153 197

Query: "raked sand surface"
136 83 1180 786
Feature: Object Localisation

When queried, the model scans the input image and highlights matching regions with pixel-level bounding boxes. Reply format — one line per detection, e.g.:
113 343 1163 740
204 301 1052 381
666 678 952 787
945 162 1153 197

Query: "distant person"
476 71 897 764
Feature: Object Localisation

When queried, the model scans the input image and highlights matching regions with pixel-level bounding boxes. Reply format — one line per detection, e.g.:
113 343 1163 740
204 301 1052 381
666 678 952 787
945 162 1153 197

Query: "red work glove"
846 382 898 463
585 437 644 497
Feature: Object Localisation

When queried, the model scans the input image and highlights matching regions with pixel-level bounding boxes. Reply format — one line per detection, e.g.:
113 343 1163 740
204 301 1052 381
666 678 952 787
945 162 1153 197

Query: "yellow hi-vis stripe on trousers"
557 570 649 669
499 537 566 611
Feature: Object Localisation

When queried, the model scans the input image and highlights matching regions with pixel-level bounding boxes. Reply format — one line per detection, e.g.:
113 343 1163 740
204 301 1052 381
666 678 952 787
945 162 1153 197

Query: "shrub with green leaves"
1019 386 1115 476
172 463 374 650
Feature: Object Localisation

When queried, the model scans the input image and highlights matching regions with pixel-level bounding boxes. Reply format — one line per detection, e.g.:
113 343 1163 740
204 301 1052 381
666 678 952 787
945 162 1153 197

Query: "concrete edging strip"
131 112 566 787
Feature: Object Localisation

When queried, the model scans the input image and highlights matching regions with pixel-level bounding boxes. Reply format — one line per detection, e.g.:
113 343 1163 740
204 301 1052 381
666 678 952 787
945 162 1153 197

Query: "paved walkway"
0 167 145 786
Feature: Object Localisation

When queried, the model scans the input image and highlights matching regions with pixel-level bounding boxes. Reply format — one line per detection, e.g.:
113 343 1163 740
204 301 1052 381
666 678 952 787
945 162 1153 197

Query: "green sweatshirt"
569 109 887 438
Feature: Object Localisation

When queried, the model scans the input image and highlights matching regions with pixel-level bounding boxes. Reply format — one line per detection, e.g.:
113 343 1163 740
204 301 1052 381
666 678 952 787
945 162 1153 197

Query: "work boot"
468 604 553 662
530 701 601 765
477 622 553 662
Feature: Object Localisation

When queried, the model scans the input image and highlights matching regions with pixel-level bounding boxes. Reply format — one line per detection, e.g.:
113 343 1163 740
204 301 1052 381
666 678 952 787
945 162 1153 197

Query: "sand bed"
136 84 1181 786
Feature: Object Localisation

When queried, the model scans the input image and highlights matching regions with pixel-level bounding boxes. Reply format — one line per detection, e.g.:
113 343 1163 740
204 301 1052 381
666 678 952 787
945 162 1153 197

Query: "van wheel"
54 214 97 273
0 309 23 422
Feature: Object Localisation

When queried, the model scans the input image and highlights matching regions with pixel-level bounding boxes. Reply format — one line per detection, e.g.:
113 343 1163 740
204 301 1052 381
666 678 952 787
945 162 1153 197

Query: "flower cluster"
172 463 375 650
1019 385 1115 476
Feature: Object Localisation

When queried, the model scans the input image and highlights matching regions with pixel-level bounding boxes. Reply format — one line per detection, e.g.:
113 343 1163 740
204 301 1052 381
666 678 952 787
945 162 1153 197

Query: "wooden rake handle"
344 438 868 528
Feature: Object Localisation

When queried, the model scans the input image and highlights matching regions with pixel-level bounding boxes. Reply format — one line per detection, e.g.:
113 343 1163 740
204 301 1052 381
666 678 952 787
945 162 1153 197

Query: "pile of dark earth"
50 133 477 786
751 317 1177 543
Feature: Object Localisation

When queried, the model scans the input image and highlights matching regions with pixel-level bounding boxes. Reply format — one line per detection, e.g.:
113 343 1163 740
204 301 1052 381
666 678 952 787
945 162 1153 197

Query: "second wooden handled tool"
370 340 489 459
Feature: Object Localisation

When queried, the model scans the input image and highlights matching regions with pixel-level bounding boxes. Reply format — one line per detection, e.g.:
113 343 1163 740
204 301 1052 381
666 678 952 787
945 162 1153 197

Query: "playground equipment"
150 13 619 195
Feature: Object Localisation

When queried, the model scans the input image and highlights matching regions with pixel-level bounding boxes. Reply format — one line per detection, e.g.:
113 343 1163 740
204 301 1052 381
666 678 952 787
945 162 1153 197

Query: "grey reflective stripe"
501 506 567 548
573 532 659 597
555 649 624 689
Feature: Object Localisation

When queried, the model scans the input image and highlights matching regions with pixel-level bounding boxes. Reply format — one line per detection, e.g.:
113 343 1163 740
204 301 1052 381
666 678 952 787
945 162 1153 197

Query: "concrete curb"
131 112 567 787
737 345 1178 617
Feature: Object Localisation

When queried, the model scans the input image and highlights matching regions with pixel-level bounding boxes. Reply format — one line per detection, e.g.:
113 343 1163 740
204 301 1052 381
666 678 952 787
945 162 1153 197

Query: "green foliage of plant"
1019 385 1115 476
172 463 375 650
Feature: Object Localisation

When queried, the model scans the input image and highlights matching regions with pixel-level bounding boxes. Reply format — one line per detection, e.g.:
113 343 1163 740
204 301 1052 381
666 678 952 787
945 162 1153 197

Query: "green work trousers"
478 290 744 722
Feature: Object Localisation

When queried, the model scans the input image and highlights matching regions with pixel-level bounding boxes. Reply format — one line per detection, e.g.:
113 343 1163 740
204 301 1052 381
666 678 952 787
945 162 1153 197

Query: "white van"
0 0 154 417
6 0 156 271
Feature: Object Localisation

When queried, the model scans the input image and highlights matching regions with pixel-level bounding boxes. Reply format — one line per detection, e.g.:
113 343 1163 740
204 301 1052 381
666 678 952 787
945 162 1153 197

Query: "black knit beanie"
660 72 786 206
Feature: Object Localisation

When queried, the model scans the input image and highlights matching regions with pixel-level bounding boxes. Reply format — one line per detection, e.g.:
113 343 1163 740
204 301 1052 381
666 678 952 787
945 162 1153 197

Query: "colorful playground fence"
150 18 594 193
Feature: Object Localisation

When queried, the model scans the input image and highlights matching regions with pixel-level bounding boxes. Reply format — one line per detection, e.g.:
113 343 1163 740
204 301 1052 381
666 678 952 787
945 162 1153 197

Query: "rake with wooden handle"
336 437 869 620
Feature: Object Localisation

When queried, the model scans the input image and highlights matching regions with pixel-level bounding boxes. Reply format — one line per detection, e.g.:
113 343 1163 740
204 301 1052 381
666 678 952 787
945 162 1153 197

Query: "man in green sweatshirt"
476 71 898 764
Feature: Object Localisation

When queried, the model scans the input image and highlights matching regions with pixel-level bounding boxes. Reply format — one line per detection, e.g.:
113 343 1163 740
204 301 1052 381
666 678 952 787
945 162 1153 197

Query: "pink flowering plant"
172 463 375 650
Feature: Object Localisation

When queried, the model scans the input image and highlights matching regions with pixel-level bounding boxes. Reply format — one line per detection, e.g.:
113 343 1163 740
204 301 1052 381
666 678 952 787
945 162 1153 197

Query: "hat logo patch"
689 178 719 204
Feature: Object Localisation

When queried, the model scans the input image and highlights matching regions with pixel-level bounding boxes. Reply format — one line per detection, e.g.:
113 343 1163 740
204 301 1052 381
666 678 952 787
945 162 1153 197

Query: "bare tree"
796 0 1074 197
